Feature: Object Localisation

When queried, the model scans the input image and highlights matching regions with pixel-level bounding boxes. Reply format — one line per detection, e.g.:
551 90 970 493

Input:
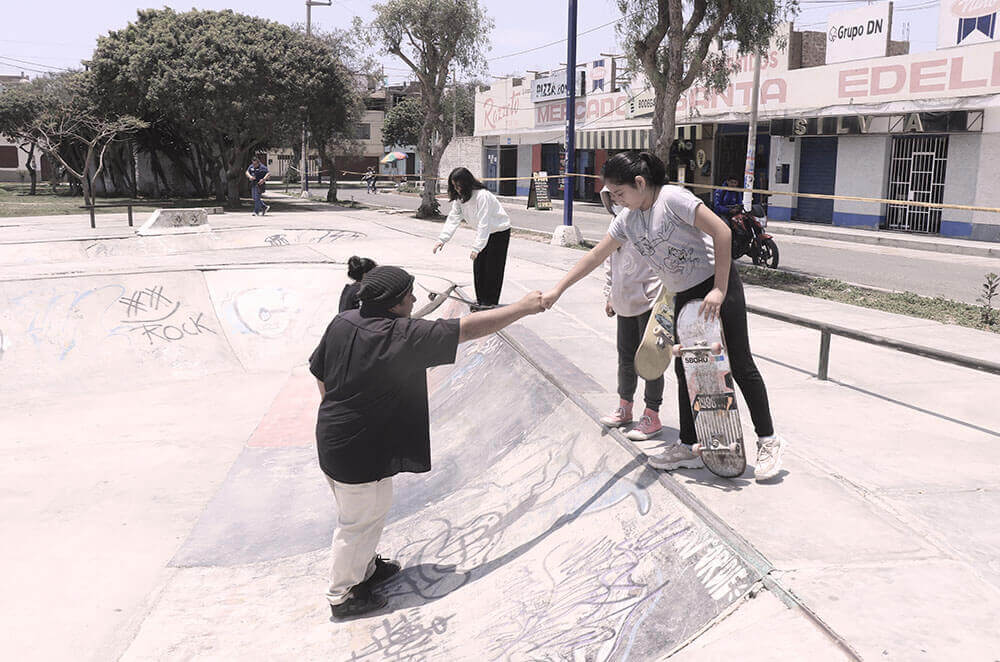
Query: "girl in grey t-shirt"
541 151 785 482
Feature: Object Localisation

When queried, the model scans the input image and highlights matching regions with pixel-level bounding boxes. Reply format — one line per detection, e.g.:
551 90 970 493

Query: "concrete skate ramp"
2 265 762 660
0 227 366 266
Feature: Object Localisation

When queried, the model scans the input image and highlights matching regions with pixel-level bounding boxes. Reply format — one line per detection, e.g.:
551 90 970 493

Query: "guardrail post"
818 330 831 380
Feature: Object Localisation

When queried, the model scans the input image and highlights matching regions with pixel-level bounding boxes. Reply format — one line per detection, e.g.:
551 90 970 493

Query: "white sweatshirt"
439 188 512 253
603 239 662 318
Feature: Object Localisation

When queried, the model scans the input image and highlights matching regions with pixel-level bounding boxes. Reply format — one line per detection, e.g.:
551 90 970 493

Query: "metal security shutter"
886 135 948 234
795 137 838 224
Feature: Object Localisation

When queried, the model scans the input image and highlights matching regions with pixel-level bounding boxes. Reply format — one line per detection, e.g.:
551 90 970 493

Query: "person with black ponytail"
433 167 512 308
339 256 377 312
541 151 784 482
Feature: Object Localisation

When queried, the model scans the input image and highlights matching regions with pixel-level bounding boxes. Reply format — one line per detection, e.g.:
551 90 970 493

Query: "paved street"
343 188 1000 305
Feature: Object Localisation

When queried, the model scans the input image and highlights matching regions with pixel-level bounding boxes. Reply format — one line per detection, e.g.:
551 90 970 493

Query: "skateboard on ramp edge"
673 299 747 478
634 287 676 381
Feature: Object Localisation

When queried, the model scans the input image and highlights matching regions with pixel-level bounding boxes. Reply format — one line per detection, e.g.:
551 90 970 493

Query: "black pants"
617 309 664 411
674 265 774 444
473 229 510 306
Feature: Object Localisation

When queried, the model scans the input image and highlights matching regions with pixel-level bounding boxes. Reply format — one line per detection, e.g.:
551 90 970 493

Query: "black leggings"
674 265 774 444
617 310 664 411
473 229 510 305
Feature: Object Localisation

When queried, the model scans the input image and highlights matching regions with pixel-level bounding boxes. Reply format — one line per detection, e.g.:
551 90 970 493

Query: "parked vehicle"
728 203 779 269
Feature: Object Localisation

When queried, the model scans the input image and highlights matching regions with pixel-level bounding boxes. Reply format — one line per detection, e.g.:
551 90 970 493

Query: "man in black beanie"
309 265 544 620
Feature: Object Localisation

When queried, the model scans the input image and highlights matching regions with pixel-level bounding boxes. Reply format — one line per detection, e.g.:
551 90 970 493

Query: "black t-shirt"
338 282 362 313
308 307 461 484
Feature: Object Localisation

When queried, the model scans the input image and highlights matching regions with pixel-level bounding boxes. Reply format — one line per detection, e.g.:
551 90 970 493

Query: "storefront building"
475 4 1000 240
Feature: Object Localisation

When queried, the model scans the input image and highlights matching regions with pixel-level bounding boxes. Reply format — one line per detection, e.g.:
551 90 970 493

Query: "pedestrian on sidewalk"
599 238 666 442
246 155 270 216
540 151 785 482
339 256 377 312
363 167 377 194
433 167 512 309
310 265 545 619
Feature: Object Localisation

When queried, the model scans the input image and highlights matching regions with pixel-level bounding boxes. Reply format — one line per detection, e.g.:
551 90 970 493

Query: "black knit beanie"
358 265 415 307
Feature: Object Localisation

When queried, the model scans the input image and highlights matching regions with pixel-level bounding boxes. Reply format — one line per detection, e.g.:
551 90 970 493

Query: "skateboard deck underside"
682 350 746 478
634 288 675 381
676 301 746 478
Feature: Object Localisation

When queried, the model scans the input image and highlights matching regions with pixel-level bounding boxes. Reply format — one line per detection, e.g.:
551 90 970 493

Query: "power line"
0 55 72 72
488 12 637 63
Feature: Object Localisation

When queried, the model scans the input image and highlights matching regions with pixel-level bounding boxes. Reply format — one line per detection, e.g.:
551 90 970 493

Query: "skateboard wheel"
671 344 681 357
710 342 723 355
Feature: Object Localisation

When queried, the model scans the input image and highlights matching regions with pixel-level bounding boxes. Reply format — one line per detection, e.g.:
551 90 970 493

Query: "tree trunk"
225 162 244 208
24 143 37 195
416 96 443 218
651 82 680 166
129 140 140 199
325 154 338 202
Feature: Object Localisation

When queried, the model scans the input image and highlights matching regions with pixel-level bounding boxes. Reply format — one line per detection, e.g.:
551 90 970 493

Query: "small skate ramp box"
136 207 210 236
2 265 764 660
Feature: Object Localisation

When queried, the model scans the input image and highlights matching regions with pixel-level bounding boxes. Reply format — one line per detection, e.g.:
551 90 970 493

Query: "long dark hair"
602 151 667 188
347 255 377 282
447 167 487 202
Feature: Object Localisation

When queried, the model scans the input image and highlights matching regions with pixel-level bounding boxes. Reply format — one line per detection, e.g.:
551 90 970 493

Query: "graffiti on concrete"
115 285 216 346
263 229 364 247
675 527 752 603
349 611 454 661
221 288 301 338
486 516 689 662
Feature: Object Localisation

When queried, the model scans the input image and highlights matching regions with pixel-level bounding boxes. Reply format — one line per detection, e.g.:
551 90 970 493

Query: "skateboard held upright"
634 287 676 381
673 300 747 478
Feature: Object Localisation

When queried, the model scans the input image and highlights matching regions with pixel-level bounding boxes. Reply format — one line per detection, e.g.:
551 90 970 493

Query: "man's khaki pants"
324 475 394 606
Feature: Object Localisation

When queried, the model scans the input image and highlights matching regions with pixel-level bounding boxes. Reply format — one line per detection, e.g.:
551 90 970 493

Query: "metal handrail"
745 304 1000 379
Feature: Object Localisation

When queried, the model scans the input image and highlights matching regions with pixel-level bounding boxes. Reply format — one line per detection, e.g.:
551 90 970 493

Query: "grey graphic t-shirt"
607 185 715 292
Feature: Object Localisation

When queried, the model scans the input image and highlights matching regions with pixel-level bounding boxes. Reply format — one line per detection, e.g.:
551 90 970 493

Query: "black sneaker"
329 583 387 620
365 556 401 587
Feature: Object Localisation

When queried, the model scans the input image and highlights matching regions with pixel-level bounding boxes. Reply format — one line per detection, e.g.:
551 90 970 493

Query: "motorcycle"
727 203 779 269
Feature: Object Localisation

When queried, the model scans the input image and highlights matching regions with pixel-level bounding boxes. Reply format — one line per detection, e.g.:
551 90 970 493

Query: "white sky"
0 1 941 82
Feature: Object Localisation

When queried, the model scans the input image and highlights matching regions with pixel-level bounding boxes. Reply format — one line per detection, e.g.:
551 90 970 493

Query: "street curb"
767 224 999 258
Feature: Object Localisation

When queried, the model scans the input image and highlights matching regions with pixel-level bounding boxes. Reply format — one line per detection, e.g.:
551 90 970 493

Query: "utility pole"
742 53 762 210
563 0 577 228
301 0 332 198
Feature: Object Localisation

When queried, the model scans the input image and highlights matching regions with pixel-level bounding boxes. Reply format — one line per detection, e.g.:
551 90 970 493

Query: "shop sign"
770 110 984 136
535 92 630 126
531 72 569 102
937 0 1000 49
826 2 891 64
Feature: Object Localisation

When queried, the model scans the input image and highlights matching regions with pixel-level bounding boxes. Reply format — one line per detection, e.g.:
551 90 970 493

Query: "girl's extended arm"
541 234 621 309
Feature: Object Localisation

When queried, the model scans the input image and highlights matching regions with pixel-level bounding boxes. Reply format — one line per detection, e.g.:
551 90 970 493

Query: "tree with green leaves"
0 72 147 206
367 0 493 217
90 8 354 207
616 0 796 162
381 97 423 149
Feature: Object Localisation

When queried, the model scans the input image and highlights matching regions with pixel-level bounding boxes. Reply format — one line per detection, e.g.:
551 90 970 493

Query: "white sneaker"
263 204 270 216
754 434 785 481
647 441 704 471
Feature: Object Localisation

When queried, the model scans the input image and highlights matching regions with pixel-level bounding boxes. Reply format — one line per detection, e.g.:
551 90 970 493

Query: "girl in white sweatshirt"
433 167 512 308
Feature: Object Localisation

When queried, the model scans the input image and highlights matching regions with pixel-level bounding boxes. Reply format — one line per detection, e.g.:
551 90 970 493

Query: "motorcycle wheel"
754 238 779 269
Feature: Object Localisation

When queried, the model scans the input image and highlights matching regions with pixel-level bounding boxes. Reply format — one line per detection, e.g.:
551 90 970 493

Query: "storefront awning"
574 124 703 150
